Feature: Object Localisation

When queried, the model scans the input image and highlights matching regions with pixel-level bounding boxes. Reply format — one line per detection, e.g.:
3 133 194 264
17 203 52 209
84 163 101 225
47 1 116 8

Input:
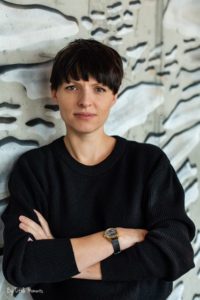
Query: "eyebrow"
64 80 107 87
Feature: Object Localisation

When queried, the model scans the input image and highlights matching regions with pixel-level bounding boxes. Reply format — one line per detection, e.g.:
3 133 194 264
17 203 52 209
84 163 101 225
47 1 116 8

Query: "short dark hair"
50 39 123 94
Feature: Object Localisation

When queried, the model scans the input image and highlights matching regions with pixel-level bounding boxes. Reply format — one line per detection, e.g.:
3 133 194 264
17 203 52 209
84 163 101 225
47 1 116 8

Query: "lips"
74 113 97 116
74 112 97 119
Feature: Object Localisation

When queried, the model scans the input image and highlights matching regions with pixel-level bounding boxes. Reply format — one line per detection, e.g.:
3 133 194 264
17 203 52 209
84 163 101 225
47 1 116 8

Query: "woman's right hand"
117 227 148 251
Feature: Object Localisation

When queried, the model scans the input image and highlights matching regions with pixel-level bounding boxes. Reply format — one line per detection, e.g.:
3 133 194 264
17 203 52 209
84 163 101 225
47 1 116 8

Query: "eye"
65 85 77 91
95 86 106 93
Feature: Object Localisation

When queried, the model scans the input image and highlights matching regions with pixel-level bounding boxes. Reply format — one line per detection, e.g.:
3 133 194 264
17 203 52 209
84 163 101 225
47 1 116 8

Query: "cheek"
58 100 73 112
101 102 114 114
57 103 72 121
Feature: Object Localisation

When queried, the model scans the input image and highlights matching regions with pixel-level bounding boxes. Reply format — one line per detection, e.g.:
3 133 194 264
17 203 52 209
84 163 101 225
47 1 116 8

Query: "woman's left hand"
19 209 54 240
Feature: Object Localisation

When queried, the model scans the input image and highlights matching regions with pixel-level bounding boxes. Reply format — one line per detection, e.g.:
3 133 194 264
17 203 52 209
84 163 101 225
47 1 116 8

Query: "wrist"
117 228 148 251
117 227 127 251
117 227 136 250
103 228 121 254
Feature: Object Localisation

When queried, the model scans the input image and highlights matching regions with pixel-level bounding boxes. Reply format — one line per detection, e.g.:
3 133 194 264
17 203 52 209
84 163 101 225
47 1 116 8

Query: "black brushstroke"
145 66 155 72
148 54 161 62
162 121 200 150
91 27 109 36
0 117 16 124
157 71 170 76
45 104 59 111
171 281 184 295
127 42 147 52
185 178 198 193
118 81 163 98
91 10 105 16
107 2 122 9
163 94 200 125
182 80 200 92
184 38 196 43
177 66 200 78
150 43 163 56
194 247 200 259
155 42 163 48
164 60 178 68
177 158 197 175
192 228 200 244
123 10 133 16
129 0 141 5
165 45 177 56
0 136 38 147
117 24 133 32
109 36 123 42
148 44 162 62
0 60 53 75
193 294 200 300
144 131 166 144
0 0 78 24
184 45 200 54
81 16 92 23
0 102 20 109
121 56 127 63
169 84 179 91
132 59 146 71
26 118 55 128
107 15 120 21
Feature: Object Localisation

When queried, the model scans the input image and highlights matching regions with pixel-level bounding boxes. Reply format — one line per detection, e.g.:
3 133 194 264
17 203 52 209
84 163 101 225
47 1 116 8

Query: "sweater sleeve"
1 155 79 288
101 152 195 282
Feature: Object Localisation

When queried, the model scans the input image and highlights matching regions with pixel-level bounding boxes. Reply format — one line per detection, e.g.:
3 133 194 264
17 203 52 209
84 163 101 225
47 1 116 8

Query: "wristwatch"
103 228 121 255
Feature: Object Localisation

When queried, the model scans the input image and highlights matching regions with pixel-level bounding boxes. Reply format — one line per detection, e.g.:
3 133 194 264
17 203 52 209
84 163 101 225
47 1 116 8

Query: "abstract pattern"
0 0 199 299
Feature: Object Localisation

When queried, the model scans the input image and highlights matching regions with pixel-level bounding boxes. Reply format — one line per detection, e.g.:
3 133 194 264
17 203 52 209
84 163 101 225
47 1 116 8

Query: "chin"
76 128 99 134
73 125 103 135
65 120 104 135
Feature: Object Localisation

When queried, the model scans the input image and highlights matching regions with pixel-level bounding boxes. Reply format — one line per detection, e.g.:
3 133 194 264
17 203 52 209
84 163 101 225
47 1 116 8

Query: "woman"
2 39 195 300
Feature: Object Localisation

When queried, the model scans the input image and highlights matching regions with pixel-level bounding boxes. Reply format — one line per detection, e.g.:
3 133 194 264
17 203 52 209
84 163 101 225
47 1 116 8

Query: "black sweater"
2 135 195 300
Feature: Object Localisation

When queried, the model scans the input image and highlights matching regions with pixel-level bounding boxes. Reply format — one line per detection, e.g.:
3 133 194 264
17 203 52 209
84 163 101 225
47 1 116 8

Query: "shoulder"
124 137 168 162
14 136 63 170
128 139 163 154
119 136 171 174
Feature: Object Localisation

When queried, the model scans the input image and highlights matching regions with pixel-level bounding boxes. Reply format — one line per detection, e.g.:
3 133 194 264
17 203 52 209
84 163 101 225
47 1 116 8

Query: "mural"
0 0 199 299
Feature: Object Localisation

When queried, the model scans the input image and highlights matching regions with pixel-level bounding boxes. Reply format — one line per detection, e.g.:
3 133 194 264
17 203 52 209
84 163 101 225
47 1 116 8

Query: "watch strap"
111 237 121 254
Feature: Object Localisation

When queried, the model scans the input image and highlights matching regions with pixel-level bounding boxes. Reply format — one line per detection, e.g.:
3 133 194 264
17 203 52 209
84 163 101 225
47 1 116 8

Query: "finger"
19 216 46 240
19 222 45 240
33 209 53 238
19 216 44 237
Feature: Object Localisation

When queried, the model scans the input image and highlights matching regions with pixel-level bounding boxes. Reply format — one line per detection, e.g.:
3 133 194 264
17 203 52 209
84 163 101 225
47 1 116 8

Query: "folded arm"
2 157 79 287
2 155 147 286
73 154 195 282
18 210 148 279
100 154 195 282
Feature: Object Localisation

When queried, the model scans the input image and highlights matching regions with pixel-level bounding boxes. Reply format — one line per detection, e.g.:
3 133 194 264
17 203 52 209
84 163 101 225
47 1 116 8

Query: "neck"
64 130 116 166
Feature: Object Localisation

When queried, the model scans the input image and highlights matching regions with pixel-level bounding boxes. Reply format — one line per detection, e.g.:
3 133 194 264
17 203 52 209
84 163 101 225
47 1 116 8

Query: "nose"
77 88 92 108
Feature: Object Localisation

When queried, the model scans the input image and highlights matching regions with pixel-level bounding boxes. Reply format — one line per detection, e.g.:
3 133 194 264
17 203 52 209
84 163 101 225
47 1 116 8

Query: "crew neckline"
51 135 127 176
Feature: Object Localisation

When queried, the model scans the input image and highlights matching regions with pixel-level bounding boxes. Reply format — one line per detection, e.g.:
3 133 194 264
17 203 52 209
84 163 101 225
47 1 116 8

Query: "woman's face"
51 77 117 135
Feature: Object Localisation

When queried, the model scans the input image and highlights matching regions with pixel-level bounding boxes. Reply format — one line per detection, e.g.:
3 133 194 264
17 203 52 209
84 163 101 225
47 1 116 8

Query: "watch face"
105 228 118 239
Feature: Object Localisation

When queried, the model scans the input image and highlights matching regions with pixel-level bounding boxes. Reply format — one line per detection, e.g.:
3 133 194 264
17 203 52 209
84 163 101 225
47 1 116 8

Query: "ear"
51 89 58 104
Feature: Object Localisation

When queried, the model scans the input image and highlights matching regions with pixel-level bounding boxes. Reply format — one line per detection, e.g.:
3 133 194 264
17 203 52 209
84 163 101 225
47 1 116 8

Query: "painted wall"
0 0 199 299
